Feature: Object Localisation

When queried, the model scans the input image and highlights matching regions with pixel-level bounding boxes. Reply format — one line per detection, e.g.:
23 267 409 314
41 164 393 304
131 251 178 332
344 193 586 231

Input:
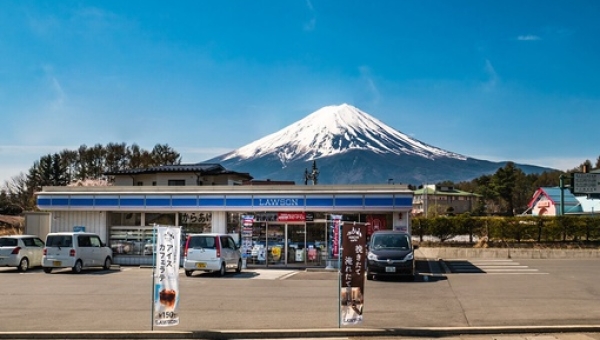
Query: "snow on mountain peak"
221 103 466 163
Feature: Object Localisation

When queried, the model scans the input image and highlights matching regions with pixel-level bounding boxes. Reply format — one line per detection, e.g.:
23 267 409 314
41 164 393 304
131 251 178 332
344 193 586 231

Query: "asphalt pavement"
1 252 600 340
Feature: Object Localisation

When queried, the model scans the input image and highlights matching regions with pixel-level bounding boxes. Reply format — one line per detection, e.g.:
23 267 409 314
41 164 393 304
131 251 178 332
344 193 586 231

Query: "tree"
2 173 33 213
59 149 79 184
491 162 521 216
105 142 129 173
150 143 181 166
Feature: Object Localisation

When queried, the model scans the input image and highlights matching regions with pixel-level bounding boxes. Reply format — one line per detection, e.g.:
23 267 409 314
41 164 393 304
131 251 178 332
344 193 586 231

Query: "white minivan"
183 233 242 277
42 232 113 274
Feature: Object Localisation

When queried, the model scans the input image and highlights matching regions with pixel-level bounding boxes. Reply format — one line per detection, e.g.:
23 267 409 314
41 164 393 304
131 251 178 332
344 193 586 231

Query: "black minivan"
366 231 418 281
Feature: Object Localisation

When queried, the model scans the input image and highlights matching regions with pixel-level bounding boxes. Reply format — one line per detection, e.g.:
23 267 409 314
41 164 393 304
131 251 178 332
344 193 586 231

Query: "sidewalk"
2 326 600 339
416 247 600 260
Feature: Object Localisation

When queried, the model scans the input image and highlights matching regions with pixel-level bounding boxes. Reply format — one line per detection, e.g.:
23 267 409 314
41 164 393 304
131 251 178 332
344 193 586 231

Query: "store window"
110 212 141 226
145 213 176 226
179 212 212 234
109 212 175 257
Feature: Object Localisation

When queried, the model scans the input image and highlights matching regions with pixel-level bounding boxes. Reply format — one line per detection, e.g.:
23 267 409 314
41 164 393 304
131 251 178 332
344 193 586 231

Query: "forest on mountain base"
1 142 598 217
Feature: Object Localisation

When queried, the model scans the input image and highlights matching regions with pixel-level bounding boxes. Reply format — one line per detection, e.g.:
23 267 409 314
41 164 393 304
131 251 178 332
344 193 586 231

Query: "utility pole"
559 174 565 216
304 160 319 185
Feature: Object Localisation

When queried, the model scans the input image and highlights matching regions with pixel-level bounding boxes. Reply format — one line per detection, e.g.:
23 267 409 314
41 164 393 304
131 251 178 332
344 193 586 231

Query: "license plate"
53 261 62 266
385 266 396 273
195 262 206 268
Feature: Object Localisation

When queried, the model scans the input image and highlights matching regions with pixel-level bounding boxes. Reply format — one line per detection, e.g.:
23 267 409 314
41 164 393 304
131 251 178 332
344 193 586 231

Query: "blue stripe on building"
172 196 198 207
120 196 145 207
70 196 94 207
37 193 414 211
146 196 171 207
199 197 225 206
95 196 120 207
334 196 363 207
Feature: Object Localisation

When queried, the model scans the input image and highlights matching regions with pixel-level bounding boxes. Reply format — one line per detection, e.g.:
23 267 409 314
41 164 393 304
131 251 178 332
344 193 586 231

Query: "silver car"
183 233 242 277
0 235 45 272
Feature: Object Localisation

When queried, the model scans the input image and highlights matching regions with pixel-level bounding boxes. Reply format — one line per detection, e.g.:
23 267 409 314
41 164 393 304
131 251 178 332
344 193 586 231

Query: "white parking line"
248 269 298 280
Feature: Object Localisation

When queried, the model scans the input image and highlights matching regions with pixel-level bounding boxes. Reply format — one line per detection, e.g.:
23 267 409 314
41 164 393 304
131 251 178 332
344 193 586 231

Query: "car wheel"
219 262 226 277
366 273 374 280
72 260 83 274
103 257 112 270
18 257 29 272
185 270 193 277
236 259 242 273
43 267 53 274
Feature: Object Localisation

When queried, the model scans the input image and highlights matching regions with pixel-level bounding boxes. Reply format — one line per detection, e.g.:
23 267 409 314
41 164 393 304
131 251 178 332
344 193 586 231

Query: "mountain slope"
207 104 555 184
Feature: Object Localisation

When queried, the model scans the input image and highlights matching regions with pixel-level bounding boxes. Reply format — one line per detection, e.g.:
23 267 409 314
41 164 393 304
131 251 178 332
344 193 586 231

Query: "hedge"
411 216 600 243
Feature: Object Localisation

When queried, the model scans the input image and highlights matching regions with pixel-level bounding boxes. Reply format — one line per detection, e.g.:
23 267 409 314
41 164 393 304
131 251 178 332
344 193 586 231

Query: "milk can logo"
346 227 362 242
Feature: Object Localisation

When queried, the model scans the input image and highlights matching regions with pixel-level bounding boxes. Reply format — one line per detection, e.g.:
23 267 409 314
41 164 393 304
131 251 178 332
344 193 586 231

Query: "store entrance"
266 224 285 265
287 224 306 267
250 222 324 267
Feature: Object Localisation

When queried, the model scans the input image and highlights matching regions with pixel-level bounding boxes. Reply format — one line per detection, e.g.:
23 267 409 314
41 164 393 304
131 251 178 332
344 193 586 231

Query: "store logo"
258 198 299 206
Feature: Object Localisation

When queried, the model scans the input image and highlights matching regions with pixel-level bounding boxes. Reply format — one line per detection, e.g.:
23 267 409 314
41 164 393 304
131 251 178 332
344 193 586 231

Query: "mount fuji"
206 104 554 185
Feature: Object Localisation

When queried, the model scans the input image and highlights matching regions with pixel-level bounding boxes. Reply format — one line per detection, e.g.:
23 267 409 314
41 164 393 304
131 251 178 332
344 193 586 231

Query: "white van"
42 232 113 274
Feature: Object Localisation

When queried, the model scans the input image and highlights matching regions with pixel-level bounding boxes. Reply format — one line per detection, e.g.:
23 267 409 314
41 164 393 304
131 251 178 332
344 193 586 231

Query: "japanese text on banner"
153 226 181 327
340 224 366 326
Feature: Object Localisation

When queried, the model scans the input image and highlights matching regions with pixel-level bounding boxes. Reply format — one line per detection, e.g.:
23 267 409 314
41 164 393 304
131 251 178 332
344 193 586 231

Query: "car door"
77 235 94 267
219 236 233 268
32 238 45 266
89 235 105 266
21 237 44 267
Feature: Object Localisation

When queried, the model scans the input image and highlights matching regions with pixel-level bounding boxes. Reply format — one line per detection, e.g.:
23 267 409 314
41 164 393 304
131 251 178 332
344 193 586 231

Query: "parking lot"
1 259 600 333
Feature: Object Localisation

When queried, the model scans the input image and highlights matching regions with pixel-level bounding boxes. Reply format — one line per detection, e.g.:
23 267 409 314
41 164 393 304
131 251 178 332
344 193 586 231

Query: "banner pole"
150 224 157 331
337 220 342 328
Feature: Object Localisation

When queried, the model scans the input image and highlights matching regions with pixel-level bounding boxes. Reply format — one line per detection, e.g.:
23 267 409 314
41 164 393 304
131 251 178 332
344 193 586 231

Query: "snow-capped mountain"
221 103 466 165
207 104 554 185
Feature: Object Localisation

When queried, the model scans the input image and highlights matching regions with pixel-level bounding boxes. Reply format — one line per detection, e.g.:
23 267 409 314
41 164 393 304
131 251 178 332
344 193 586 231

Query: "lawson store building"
36 170 414 267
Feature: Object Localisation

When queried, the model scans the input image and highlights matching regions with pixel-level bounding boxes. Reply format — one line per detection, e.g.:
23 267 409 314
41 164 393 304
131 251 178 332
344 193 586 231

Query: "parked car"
42 232 113 274
0 235 45 272
183 233 241 277
366 231 418 281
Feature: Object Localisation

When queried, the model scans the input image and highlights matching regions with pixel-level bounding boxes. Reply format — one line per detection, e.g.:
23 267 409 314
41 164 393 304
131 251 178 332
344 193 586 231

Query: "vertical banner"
331 215 342 259
340 223 366 326
241 215 254 260
153 225 181 327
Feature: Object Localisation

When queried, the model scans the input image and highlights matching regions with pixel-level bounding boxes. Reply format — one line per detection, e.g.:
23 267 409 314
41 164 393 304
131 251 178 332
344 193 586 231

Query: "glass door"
266 224 285 266
306 222 326 266
287 224 306 267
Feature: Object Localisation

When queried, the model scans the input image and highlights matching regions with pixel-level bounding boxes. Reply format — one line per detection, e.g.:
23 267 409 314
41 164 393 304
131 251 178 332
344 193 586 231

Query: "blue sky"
2 1 599 185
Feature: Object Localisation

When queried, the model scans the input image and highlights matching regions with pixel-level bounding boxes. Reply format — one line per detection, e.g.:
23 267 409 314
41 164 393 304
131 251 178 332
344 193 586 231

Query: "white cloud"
359 66 381 105
517 35 541 41
303 0 316 31
304 18 316 31
305 0 314 11
483 59 498 91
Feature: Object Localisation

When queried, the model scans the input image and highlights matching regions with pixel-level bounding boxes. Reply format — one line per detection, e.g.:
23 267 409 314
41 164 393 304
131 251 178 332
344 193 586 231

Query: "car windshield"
371 234 409 250
0 238 17 247
46 235 73 247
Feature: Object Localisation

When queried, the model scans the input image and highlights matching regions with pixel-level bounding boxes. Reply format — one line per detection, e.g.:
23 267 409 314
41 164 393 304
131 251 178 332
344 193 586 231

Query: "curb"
3 326 600 339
